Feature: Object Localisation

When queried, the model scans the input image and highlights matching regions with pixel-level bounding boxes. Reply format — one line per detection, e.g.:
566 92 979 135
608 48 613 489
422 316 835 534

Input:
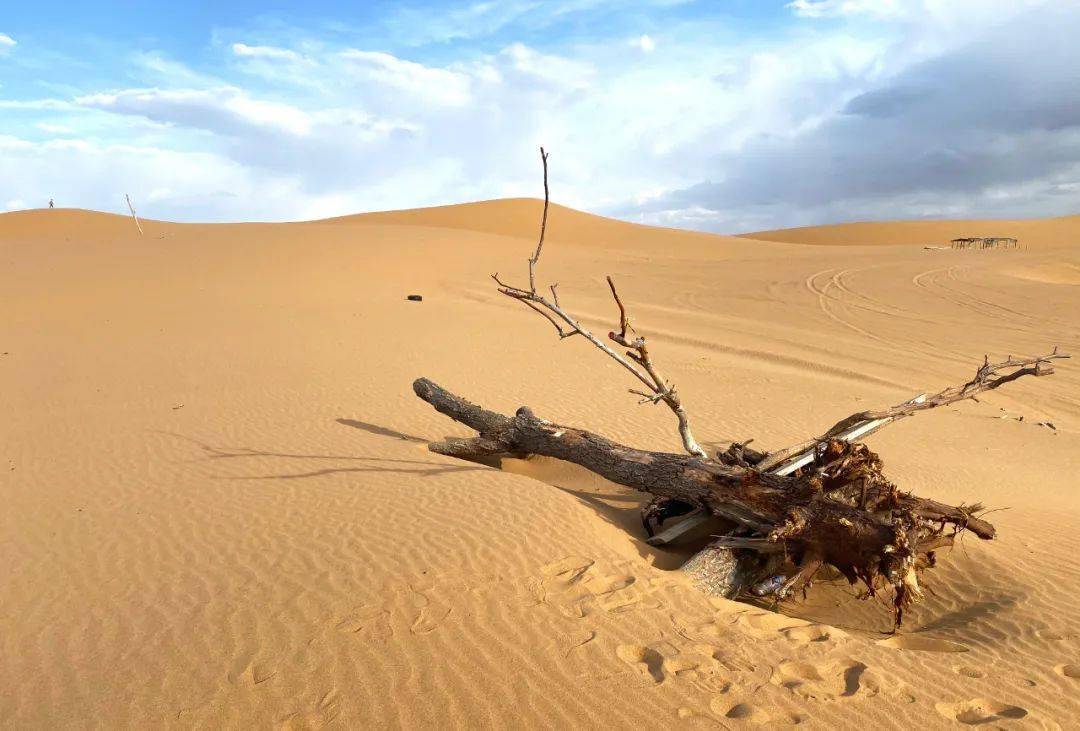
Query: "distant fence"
950 237 1019 250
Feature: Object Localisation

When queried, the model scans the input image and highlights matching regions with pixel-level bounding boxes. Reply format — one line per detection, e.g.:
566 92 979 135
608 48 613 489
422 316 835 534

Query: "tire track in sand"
807 268 984 370
805 268 896 346
911 266 1037 338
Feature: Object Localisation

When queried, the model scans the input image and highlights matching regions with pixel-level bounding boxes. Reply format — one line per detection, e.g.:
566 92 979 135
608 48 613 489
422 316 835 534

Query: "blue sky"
1 0 1077 230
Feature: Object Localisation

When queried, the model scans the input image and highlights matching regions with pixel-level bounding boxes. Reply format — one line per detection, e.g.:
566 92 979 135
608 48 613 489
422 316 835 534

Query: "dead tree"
411 148 1069 627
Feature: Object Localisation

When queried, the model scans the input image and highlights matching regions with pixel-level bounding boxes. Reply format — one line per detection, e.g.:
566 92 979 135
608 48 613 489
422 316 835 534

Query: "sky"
1 0 1078 232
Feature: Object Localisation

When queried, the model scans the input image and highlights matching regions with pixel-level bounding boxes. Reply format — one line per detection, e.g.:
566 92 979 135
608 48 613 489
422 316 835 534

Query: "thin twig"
527 147 550 294
607 275 630 340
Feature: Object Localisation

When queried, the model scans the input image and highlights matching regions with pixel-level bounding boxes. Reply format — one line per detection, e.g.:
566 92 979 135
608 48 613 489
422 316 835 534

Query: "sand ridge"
2 201 1079 728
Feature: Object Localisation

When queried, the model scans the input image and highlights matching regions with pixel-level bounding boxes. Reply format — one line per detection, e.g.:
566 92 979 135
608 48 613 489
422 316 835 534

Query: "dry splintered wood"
414 146 1069 627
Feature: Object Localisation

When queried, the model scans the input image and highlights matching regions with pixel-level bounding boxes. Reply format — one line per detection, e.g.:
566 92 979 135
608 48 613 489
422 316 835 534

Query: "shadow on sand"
160 429 491 480
330 418 721 569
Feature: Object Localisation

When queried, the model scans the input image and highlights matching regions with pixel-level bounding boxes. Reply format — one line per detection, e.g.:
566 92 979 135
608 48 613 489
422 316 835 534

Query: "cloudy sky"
1 0 1078 231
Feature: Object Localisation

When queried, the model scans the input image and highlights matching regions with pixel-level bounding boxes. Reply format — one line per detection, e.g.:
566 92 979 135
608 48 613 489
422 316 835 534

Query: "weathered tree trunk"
414 378 993 536
412 377 999 625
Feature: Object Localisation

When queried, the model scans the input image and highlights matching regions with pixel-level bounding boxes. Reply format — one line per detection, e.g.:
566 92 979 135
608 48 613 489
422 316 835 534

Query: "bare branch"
603 276 705 455
758 349 1070 471
527 146 550 294
491 148 706 457
607 275 631 341
125 193 143 236
521 299 574 339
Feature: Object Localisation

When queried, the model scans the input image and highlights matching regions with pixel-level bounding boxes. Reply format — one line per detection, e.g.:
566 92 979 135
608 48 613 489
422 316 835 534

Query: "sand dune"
2 201 1079 728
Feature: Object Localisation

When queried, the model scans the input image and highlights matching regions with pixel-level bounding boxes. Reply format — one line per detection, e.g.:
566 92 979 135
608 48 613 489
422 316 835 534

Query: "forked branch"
492 147 706 457
757 349 1070 471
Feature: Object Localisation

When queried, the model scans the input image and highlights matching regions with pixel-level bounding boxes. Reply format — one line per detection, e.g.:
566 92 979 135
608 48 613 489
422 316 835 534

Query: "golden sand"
2 201 1078 728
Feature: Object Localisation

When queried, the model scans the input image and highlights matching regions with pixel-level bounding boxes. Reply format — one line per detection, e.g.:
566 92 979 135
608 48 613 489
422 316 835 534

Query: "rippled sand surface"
3 201 1078 728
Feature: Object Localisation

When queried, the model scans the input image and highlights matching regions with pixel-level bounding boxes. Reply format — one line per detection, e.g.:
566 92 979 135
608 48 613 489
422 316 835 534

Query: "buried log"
409 147 1069 627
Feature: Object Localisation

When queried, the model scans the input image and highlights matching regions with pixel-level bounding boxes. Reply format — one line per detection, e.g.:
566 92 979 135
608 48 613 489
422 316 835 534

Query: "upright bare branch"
491 147 706 457
527 147 550 294
125 193 143 236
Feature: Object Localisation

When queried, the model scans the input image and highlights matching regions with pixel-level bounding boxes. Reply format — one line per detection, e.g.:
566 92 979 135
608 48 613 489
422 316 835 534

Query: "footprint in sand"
729 610 796 639
1055 664 1080 680
616 644 666 683
228 654 277 687
934 698 1027 725
658 644 732 690
336 604 393 641
1035 628 1076 642
533 557 598 618
586 573 651 613
714 700 802 727
583 573 635 595
541 556 594 586
536 558 652 617
410 599 452 634
953 666 988 679
771 659 875 701
279 689 341 730
562 629 597 656
877 635 969 653
781 624 842 645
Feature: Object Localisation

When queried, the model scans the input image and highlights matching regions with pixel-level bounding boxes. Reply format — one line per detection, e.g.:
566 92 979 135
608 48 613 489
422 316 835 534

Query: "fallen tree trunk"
412 374 1014 627
415 376 995 534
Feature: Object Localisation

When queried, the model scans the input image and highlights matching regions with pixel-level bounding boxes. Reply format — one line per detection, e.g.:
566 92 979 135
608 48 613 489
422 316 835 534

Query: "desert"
4 2 1080 727
3 200 1078 727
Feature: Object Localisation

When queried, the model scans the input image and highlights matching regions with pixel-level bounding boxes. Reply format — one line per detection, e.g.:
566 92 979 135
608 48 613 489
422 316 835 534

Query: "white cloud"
339 49 474 105
497 43 594 90
383 0 685 46
231 43 306 62
787 0 904 18
632 5 1080 230
77 87 314 136
0 99 76 110
636 34 656 53
0 134 294 220
0 32 15 50
35 122 74 134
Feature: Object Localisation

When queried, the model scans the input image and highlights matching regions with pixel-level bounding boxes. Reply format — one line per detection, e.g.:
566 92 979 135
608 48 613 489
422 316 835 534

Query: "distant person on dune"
49 198 54 208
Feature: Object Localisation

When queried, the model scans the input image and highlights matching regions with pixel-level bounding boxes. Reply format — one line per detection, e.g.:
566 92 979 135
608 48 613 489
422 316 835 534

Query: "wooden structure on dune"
951 236 1019 250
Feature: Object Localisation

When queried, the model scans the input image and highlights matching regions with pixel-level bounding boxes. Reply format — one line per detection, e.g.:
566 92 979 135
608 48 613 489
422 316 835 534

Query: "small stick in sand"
125 193 144 236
